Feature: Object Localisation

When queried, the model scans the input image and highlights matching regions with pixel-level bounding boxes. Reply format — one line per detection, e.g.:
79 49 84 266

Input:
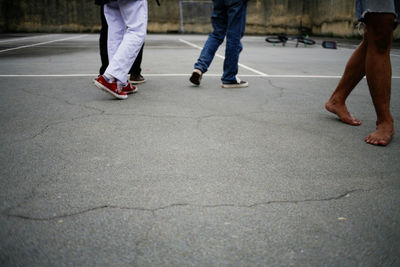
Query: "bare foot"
365 122 394 146
325 100 362 126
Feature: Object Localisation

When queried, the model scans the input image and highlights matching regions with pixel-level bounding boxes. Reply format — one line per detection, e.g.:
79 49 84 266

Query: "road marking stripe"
0 35 88 53
1 74 400 79
0 34 57 43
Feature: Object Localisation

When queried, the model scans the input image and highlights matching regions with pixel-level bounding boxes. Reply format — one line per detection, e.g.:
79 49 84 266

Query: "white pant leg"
104 2 125 63
105 0 148 83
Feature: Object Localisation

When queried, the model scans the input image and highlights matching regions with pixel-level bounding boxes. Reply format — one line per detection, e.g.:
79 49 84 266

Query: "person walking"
96 1 146 84
94 0 147 99
189 0 248 88
325 0 398 146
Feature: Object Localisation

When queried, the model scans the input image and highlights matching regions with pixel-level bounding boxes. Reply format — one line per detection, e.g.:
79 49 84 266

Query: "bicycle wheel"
298 37 316 45
265 36 283 44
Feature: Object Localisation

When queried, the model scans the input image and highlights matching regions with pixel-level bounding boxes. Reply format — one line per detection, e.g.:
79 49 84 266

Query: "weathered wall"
0 0 399 38
245 0 357 36
147 0 180 33
0 0 100 32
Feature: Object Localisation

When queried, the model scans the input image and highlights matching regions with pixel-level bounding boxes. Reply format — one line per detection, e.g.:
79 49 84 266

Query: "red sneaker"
94 75 128 100
122 82 138 94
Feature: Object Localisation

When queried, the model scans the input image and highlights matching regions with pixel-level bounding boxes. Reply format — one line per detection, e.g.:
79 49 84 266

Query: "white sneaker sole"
221 82 249 88
94 80 128 100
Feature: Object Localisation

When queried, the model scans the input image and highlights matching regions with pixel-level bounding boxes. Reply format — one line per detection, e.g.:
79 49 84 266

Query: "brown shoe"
190 69 202 85
129 74 146 84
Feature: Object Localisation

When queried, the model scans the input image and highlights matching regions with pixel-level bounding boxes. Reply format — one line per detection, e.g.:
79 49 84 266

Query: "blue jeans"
194 0 248 84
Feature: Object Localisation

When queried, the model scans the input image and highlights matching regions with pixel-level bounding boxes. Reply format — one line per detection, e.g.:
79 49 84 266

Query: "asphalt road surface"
0 33 399 266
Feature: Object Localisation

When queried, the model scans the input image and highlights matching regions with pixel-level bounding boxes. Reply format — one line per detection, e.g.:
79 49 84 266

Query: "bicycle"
265 33 316 47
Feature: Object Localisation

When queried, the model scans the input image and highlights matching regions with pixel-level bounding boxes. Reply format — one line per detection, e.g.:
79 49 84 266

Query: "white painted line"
0 74 98 77
0 35 88 53
0 34 56 43
0 74 201 78
265 75 342 78
179 38 203 50
179 38 269 76
1 74 400 79
237 63 269 76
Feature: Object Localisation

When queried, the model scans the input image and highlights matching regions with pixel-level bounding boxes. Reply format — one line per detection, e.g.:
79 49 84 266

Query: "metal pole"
179 0 184 33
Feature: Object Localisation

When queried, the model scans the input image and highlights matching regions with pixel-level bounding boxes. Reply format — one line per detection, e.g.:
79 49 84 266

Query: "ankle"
376 117 394 127
328 96 346 106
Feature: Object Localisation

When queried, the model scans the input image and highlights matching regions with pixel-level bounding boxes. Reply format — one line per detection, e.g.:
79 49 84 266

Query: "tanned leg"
364 13 395 146
325 32 367 126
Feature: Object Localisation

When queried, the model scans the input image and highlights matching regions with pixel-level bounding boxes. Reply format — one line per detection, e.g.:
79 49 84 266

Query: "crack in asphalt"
266 78 285 98
16 88 106 142
3 189 362 221
17 84 303 144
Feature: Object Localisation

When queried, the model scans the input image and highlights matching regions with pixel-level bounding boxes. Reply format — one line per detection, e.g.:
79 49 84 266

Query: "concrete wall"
0 0 100 32
245 0 357 36
0 0 399 38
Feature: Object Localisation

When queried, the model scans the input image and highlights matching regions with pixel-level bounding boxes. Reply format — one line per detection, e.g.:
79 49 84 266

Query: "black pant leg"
99 4 109 75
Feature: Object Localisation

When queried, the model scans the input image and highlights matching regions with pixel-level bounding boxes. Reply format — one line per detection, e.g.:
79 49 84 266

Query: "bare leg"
325 34 367 126
364 14 395 146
